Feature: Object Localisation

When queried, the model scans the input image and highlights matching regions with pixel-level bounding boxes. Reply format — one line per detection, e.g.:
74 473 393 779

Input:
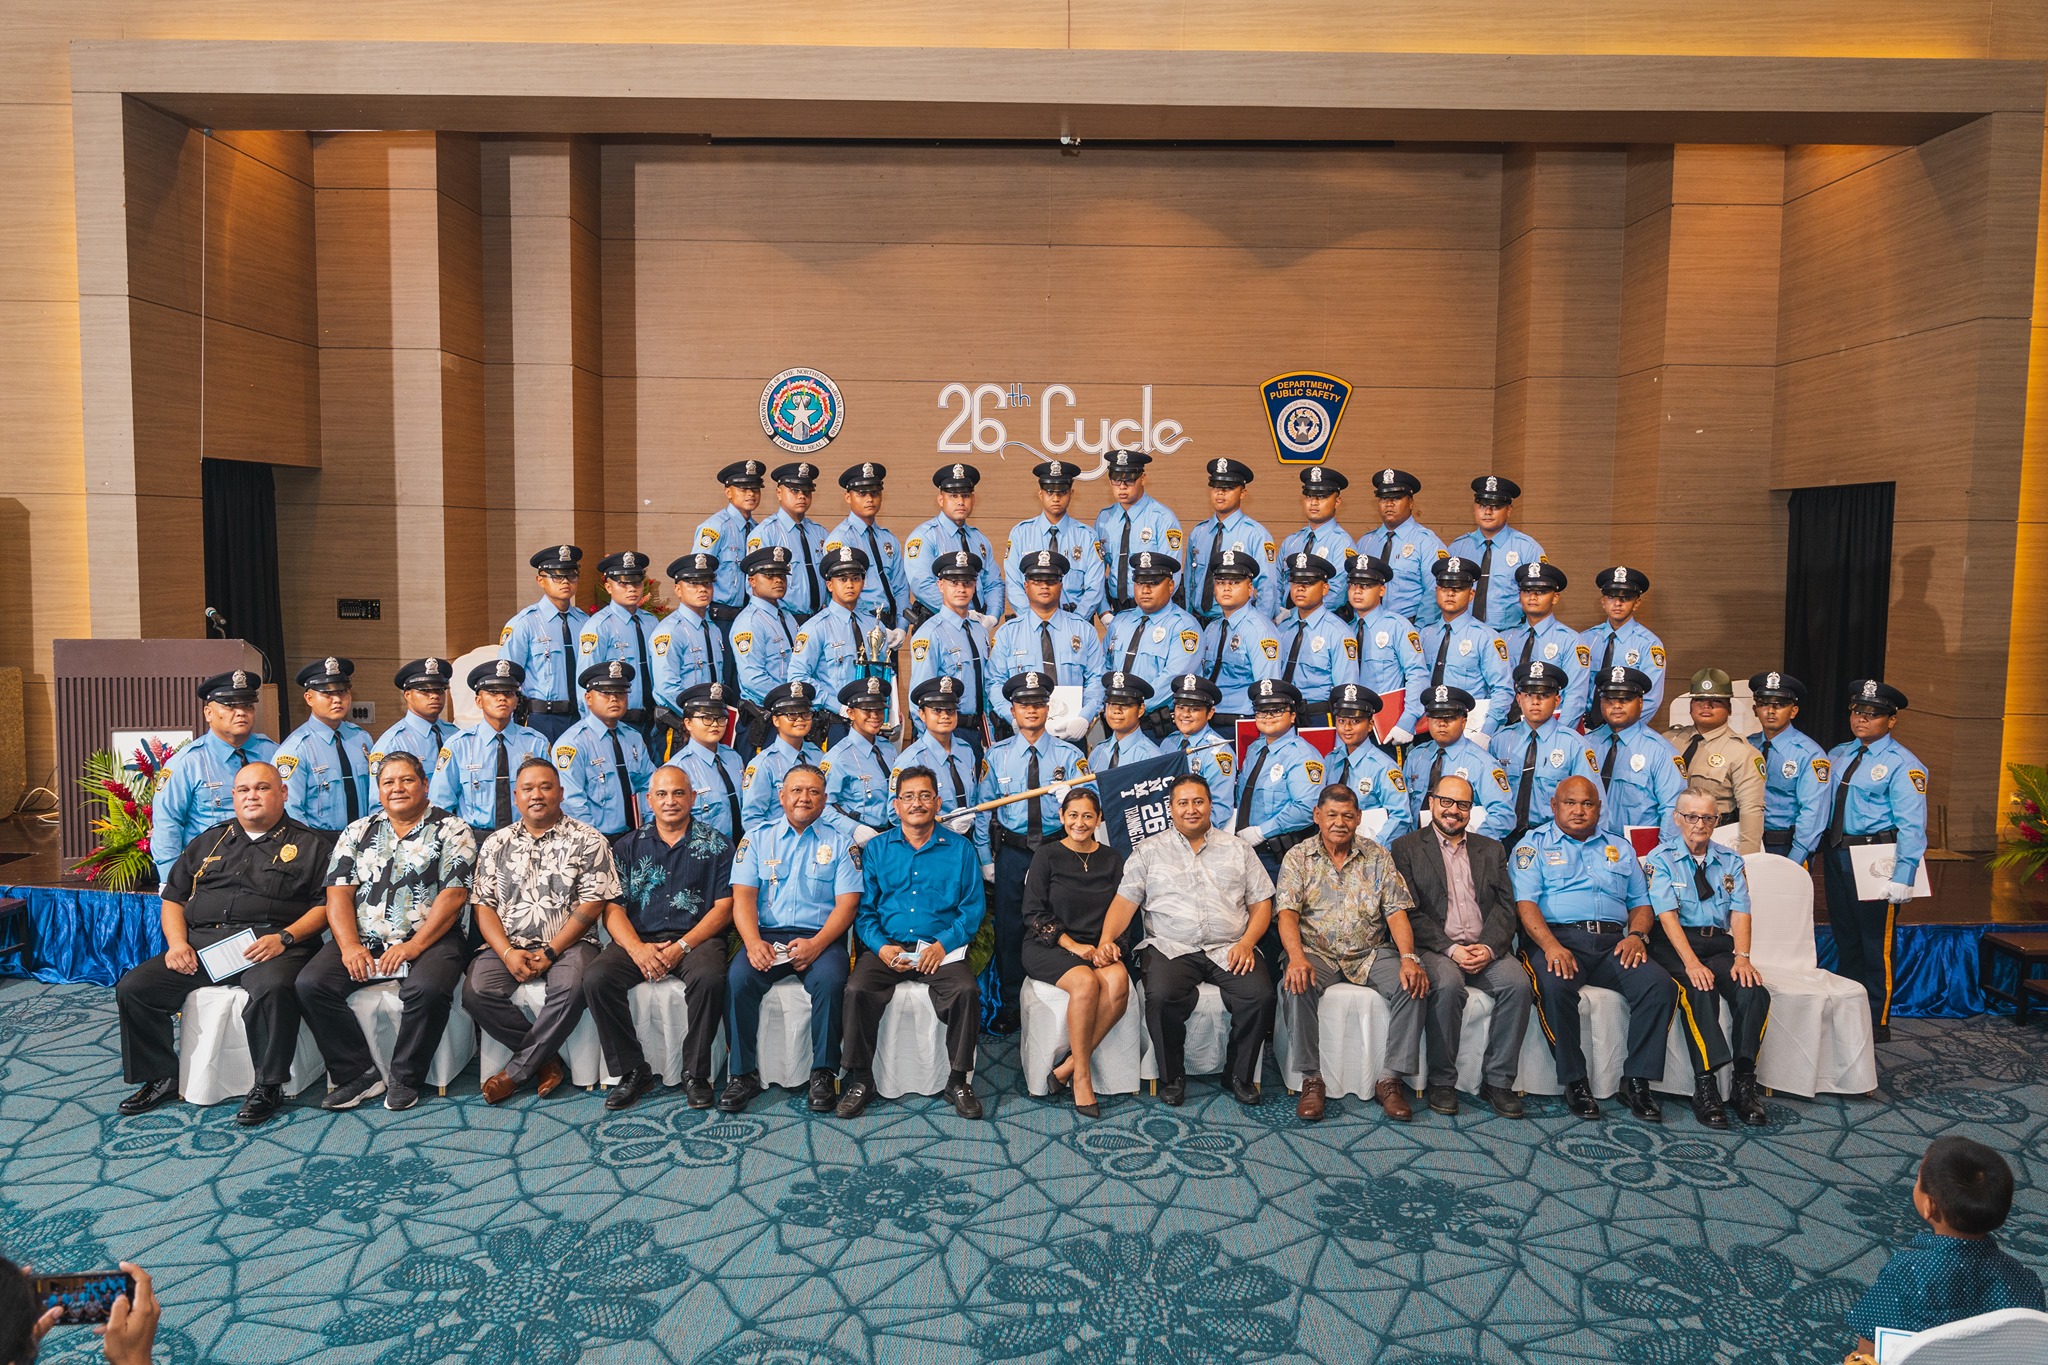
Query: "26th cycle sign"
936 383 1192 470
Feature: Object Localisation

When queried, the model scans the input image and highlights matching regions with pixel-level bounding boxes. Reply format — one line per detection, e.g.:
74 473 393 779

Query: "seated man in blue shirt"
835 767 988 1120
1846 1137 2046 1360
583 765 735 1113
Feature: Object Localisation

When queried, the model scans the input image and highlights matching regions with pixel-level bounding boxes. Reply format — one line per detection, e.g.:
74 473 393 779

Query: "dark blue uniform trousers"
1522 923 1677 1088
724 929 849 1078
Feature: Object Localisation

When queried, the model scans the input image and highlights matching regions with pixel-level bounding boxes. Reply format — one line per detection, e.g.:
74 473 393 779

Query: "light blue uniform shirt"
1161 729 1238 815
740 738 825 832
732 815 863 934
1750 726 1832 866
1351 605 1430 735
1644 838 1751 929
649 604 722 711
1280 520 1357 571
904 514 1003 618
1004 514 1108 621
1357 516 1447 626
1446 527 1547 629
1104 604 1207 715
1090 729 1163 774
694 503 762 611
825 513 911 625
552 716 653 836
908 608 995 721
1182 509 1281 620
730 595 799 708
581 602 660 715
1275 604 1359 702
989 608 1106 728
1566 620 1669 721
276 718 373 832
428 721 550 833
1203 604 1283 713
896 732 979 817
977 732 1087 847
756 510 830 617
1325 740 1414 843
1824 733 1930 884
370 713 455 778
1419 611 1514 721
1402 734 1515 839
788 601 884 717
823 731 898 831
1500 613 1585 697
1492 716 1607 834
673 738 748 841
1093 495 1183 609
498 598 589 705
1510 823 1649 926
1586 720 1685 844
149 731 278 882
1234 730 1325 840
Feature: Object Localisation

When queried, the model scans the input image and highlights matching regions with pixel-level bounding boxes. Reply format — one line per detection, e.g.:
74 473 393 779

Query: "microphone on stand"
205 607 229 637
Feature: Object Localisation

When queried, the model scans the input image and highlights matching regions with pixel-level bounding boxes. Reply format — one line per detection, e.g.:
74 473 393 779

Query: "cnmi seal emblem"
1261 371 1352 465
760 368 846 454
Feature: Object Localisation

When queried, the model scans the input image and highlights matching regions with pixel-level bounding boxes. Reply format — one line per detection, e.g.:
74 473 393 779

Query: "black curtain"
1782 482 1893 752
201 457 290 731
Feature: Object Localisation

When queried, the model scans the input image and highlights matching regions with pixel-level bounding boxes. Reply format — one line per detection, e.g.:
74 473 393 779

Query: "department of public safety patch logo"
1260 371 1352 465
1814 758 1831 782
1909 769 1927 794
759 368 846 454
1305 761 1323 783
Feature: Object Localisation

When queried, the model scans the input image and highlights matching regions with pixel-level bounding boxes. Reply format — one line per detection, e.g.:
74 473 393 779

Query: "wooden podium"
54 639 274 861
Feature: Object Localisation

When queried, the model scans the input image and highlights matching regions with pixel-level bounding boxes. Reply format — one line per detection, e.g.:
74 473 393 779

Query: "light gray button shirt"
1116 825 1275 961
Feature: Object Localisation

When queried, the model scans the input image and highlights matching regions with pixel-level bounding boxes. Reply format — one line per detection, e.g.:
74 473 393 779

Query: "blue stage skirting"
1818 922 2048 1019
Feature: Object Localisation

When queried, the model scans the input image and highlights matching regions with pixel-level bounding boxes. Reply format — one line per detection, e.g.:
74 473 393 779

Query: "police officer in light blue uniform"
498 543 587 742
1274 552 1356 726
1280 465 1357 572
1104 551 1205 741
1004 460 1108 623
742 682 826 831
430 660 550 840
1493 660 1606 846
149 669 278 884
1822 679 1929 1039
1500 562 1581 719
907 550 996 749
277 656 374 833
825 461 911 629
1418 555 1514 725
757 462 831 619
554 660 654 837
1160 674 1238 815
1567 566 1668 727
581 550 662 735
1447 475 1547 631
370 658 456 779
905 462 1004 624
789 545 887 747
670 681 749 841
990 547 1106 736
1094 448 1183 616
695 459 768 619
1345 555 1428 742
1091 672 1162 773
649 553 724 735
1324 683 1413 843
1231 678 1327 879
1184 457 1281 622
900 677 981 822
1584 665 1685 846
1746 671 1830 866
730 545 799 752
824 676 899 841
1359 468 1447 627
1402 685 1515 838
1202 549 1283 729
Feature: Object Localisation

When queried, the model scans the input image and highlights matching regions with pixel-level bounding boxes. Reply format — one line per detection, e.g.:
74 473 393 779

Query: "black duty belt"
622 708 651 725
1256 828 1314 863
528 699 576 716
1563 920 1627 935
1685 924 1727 938
1717 811 1740 827
992 826 1048 854
709 605 741 624
1764 827 1793 841
1843 829 1898 847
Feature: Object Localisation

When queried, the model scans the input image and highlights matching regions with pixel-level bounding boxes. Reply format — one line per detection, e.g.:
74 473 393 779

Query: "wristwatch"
1624 930 1648 947
541 944 560 963
277 929 296 948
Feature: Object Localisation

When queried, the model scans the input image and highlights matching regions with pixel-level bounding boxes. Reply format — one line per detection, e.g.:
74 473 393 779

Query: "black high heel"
1074 1098 1101 1118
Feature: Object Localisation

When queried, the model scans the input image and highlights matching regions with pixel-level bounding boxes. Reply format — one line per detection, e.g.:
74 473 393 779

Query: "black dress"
1021 840 1129 983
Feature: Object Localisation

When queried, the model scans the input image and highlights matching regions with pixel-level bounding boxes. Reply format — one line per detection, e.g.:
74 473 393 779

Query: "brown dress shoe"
1375 1077 1414 1122
1296 1075 1327 1122
481 1070 517 1105
534 1058 568 1099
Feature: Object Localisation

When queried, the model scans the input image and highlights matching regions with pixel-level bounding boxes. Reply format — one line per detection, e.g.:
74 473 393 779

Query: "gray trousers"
1280 946 1422 1081
463 942 597 1083
1419 950 1533 1089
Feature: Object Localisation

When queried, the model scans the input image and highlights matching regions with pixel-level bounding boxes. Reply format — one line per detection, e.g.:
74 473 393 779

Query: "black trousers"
841 953 979 1073
990 841 1033 1015
582 936 729 1080
1139 945 1276 1087
1522 924 1676 1087
294 933 467 1087
1824 844 1899 1026
116 925 320 1086
1648 927 1770 1075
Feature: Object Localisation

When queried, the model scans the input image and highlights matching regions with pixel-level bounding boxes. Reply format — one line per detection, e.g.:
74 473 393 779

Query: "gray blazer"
1390 827 1519 963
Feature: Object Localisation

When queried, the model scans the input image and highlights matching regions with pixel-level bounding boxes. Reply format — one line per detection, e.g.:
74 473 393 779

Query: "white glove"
945 811 977 834
853 824 877 846
1054 713 1090 742
969 611 998 631
982 862 996 882
1387 726 1415 745
884 628 906 651
1239 824 1263 845
1885 879 1915 903
1050 783 1071 807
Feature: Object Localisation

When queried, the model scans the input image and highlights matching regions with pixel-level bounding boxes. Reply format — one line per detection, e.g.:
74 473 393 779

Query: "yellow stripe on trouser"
1674 986 1712 1073
1519 953 1557 1045
1880 902 1897 1026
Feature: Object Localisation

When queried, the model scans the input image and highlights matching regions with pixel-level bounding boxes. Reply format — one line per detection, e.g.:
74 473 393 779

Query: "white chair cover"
1018 976 1146 1095
175 987 326 1106
1891 1308 2048 1364
344 979 478 1091
475 981 605 1087
1742 850 1878 1097
1273 982 1388 1099
1514 984 1627 1097
756 976 817 1089
595 976 728 1087
1138 983 1265 1083
871 982 973 1099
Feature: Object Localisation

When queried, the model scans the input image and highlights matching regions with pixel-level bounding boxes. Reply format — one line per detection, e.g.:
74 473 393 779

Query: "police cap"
1249 678 1304 710
469 659 526 694
1003 670 1056 705
1329 683 1383 717
1848 678 1909 713
1421 684 1476 717
1371 468 1422 498
772 462 820 490
1432 555 1479 587
1170 674 1223 708
912 676 964 711
1211 549 1261 579
598 550 648 581
1285 552 1335 583
764 680 818 714
1021 548 1071 580
933 549 982 580
1471 474 1521 505
1032 459 1082 488
198 669 263 706
667 552 719 583
1348 555 1393 585
1105 449 1152 480
1102 671 1154 705
1595 565 1649 597
717 460 766 489
580 660 637 692
819 545 870 578
1300 466 1349 495
678 681 734 717
1205 457 1254 488
296 656 355 693
932 462 981 493
1513 660 1568 694
529 543 583 573
839 676 892 710
740 545 793 577
1130 550 1179 580
838 461 887 492
1515 561 1567 592
1594 665 1653 699
1748 671 1806 705
394 657 453 691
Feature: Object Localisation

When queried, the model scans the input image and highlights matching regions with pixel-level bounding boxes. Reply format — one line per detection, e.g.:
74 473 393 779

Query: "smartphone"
31 1271 135 1325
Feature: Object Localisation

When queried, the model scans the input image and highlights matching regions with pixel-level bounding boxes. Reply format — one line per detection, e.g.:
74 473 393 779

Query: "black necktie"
1827 745 1867 846
610 727 639 829
1602 735 1619 783
1693 856 1716 903
1282 619 1306 681
557 612 576 688
1116 515 1132 605
430 722 446 752
1120 617 1145 675
231 746 249 769
1026 747 1043 839
1519 629 1536 671
1109 739 1122 768
773 604 795 650
797 525 820 612
709 749 741 836
1681 733 1704 773
1380 530 1395 562
334 732 361 822
702 612 721 687
1335 747 1351 786
1426 747 1444 800
1513 729 1540 832
1237 743 1269 832
1598 629 1618 678
492 734 512 827
946 753 967 805
1206 619 1228 683
1584 630 1619 726
1198 521 1225 614
1431 627 1452 686
1475 540 1493 622
956 526 982 612
1039 621 1058 675
865 525 897 622
629 615 651 708
962 616 986 714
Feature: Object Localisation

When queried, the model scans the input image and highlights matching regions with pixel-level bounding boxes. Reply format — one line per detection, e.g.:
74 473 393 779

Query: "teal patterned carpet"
3 975 2045 1364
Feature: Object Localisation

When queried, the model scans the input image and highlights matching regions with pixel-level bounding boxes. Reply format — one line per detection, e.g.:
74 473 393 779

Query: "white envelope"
198 929 257 982
914 940 970 965
1849 842 1932 900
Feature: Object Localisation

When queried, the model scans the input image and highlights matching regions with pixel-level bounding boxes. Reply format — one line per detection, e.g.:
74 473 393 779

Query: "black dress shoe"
834 1076 875 1119
1158 1075 1187 1107
119 1078 177 1116
1426 1084 1460 1116
1564 1080 1601 1120
717 1071 763 1113
1689 1075 1730 1130
236 1084 284 1127
1480 1084 1525 1119
988 1008 1020 1037
944 1078 985 1120
684 1076 715 1109
1621 1077 1663 1123
807 1069 839 1112
1229 1077 1261 1108
605 1063 657 1111
1872 1023 1891 1043
1729 1074 1770 1127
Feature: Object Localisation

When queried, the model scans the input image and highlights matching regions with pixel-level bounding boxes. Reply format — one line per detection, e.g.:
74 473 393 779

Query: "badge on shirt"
1151 626 1165 643
579 632 597 656
1781 759 1798 779
1373 630 1391 649
1493 639 1510 662
278 843 298 863
1871 764 1888 781
1310 635 1326 653
816 844 834 864
499 624 514 644
1505 551 1520 567
1458 639 1472 657
1140 527 1154 544
1543 642 1559 660
1625 649 1640 666
1166 530 1183 551
1070 635 1082 652
276 755 299 776
1630 753 1646 772
1544 850 1566 865
1548 749 1565 768
1604 845 1621 862
1399 544 1415 559
1707 752 1724 767
735 632 755 655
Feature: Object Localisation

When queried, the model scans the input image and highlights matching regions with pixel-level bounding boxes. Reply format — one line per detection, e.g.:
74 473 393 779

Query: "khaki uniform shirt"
1670 722 1766 854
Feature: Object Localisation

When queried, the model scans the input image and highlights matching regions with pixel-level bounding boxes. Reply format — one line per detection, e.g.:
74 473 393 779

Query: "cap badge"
1767 672 1781 688
862 462 875 478
609 661 624 678
559 544 571 560
1863 681 1878 698
425 660 440 676
324 656 340 674
496 661 512 678
1485 476 1498 492
232 670 248 688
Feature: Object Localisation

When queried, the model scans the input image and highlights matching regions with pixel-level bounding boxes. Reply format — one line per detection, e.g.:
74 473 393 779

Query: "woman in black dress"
1021 788 1129 1116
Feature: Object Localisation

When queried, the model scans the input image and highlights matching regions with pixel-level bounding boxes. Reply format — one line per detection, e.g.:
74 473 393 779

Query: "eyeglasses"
1675 813 1719 825
1430 797 1473 811
894 791 937 805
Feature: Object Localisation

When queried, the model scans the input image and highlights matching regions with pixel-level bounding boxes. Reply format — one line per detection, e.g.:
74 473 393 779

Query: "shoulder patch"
1262 541 1276 561
1909 768 1927 794
1673 755 1687 773
1166 529 1184 551
653 636 670 656
1752 754 1766 776
275 755 299 776
1515 846 1536 869
1575 644 1591 667
1493 638 1509 662
1179 630 1200 653
1492 768 1511 795
1406 631 1421 652
1216 753 1235 776
1304 760 1324 784
1260 639 1279 660
735 837 750 857
1075 758 1090 775
1649 646 1666 668
578 632 597 655
912 640 930 662
553 745 576 766
1388 767 1406 793
1343 637 1358 661
795 633 810 651
733 631 753 655
699 528 719 549
499 624 513 644
905 537 923 558
1812 758 1831 783
437 746 453 763
742 764 757 789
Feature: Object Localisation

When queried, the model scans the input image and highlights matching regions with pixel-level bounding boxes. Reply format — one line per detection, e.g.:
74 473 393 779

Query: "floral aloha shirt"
1274 835 1413 982
472 816 622 948
323 807 478 947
